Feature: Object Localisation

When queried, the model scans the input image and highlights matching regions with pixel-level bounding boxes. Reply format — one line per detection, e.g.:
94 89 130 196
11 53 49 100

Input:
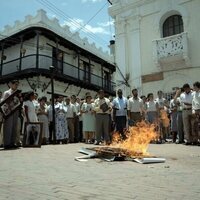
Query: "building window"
163 15 184 37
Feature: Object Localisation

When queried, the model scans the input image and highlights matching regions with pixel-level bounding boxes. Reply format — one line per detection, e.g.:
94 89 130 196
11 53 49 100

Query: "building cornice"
109 0 156 18
0 9 114 65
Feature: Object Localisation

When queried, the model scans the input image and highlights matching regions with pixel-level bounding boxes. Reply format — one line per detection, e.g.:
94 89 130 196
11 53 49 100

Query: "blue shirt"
112 96 127 116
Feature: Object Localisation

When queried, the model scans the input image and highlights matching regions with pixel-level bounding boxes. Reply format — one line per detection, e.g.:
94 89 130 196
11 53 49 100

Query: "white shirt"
94 97 111 114
192 91 200 111
66 103 76 118
112 96 127 116
180 92 193 109
23 100 38 122
155 97 167 109
145 100 158 112
127 97 143 112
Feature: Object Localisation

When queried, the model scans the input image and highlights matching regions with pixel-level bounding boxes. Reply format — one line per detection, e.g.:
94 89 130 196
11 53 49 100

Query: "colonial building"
109 0 200 97
0 9 116 99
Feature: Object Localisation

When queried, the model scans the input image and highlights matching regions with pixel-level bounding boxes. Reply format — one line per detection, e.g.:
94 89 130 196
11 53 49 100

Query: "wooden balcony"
0 54 116 95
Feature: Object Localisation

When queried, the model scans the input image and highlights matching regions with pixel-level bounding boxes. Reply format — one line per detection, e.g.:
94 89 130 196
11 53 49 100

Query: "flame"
110 121 157 157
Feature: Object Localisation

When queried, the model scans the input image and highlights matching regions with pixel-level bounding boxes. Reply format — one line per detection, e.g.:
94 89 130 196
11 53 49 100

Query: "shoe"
184 142 192 145
192 142 198 146
94 141 100 145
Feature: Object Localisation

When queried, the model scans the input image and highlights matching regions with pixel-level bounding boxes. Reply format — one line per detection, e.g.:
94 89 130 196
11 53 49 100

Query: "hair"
98 89 104 94
117 89 122 93
24 91 34 101
147 93 153 99
182 83 190 89
157 90 163 94
10 80 19 84
132 88 137 93
39 96 47 103
193 81 200 89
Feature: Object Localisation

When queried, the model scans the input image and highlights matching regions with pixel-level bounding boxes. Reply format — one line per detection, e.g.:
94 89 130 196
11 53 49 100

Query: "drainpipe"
35 31 40 69
19 35 24 72
0 43 4 76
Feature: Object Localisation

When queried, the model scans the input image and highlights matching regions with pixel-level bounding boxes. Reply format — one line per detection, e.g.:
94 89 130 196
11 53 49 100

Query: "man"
191 82 200 145
94 90 112 145
112 89 127 139
1 80 20 149
71 95 80 142
127 88 144 126
66 96 76 143
175 84 193 145
174 89 184 144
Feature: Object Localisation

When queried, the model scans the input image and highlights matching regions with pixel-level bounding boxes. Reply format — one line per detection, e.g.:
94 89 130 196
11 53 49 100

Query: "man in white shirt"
127 88 144 126
66 96 76 143
112 89 127 139
94 90 112 145
190 81 200 144
175 84 193 145
71 95 80 142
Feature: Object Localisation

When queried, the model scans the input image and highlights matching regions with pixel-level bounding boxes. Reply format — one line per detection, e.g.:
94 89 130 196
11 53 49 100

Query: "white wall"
109 0 200 96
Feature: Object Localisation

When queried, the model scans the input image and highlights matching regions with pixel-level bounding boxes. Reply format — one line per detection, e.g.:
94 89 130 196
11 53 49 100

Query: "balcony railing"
1 54 115 92
152 32 190 70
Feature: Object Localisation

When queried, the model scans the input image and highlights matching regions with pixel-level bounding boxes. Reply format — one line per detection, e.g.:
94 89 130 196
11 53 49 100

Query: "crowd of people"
0 80 199 149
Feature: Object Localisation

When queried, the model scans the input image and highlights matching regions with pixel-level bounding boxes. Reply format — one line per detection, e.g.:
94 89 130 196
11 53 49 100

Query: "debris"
133 158 166 164
75 147 166 164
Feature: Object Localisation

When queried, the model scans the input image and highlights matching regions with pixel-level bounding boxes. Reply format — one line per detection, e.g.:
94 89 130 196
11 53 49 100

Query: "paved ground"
0 143 200 200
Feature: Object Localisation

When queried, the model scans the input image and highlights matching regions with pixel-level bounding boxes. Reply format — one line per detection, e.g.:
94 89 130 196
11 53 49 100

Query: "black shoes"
4 144 19 150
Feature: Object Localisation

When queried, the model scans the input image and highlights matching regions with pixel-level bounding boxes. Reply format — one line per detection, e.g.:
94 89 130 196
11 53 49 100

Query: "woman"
81 93 96 144
37 96 49 144
55 96 68 143
145 93 159 125
23 91 38 123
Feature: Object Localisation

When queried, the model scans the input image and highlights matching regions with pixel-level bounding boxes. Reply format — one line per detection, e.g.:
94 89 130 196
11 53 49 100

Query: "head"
147 93 154 101
157 90 163 99
39 96 47 105
193 81 200 92
65 96 71 105
182 83 191 94
85 93 92 103
132 88 138 98
25 91 35 101
71 95 76 103
34 93 38 100
117 89 123 98
57 95 64 103
10 80 19 91
140 95 146 102
98 89 105 99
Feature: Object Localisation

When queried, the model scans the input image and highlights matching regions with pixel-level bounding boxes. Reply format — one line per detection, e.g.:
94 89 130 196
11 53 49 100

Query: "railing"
1 54 115 92
152 32 189 67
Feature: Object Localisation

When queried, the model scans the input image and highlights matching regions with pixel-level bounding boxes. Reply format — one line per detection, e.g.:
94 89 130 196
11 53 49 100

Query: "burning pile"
76 121 166 163
110 121 157 157
90 121 157 159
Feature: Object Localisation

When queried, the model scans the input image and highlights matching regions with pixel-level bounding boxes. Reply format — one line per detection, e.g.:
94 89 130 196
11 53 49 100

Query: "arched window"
163 15 184 37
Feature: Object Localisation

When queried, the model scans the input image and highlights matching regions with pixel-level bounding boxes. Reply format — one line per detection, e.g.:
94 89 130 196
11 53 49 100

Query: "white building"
109 0 200 98
0 9 116 99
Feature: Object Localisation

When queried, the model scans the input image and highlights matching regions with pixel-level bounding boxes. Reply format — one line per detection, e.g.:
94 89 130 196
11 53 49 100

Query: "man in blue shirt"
112 89 128 139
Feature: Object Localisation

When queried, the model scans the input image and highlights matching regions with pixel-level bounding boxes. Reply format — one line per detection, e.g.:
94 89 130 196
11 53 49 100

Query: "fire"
110 121 157 157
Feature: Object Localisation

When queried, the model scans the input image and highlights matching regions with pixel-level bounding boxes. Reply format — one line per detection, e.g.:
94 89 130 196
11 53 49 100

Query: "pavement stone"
0 143 200 200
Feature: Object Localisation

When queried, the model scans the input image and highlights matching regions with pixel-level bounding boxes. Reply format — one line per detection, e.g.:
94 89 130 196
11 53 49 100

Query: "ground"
0 143 200 200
